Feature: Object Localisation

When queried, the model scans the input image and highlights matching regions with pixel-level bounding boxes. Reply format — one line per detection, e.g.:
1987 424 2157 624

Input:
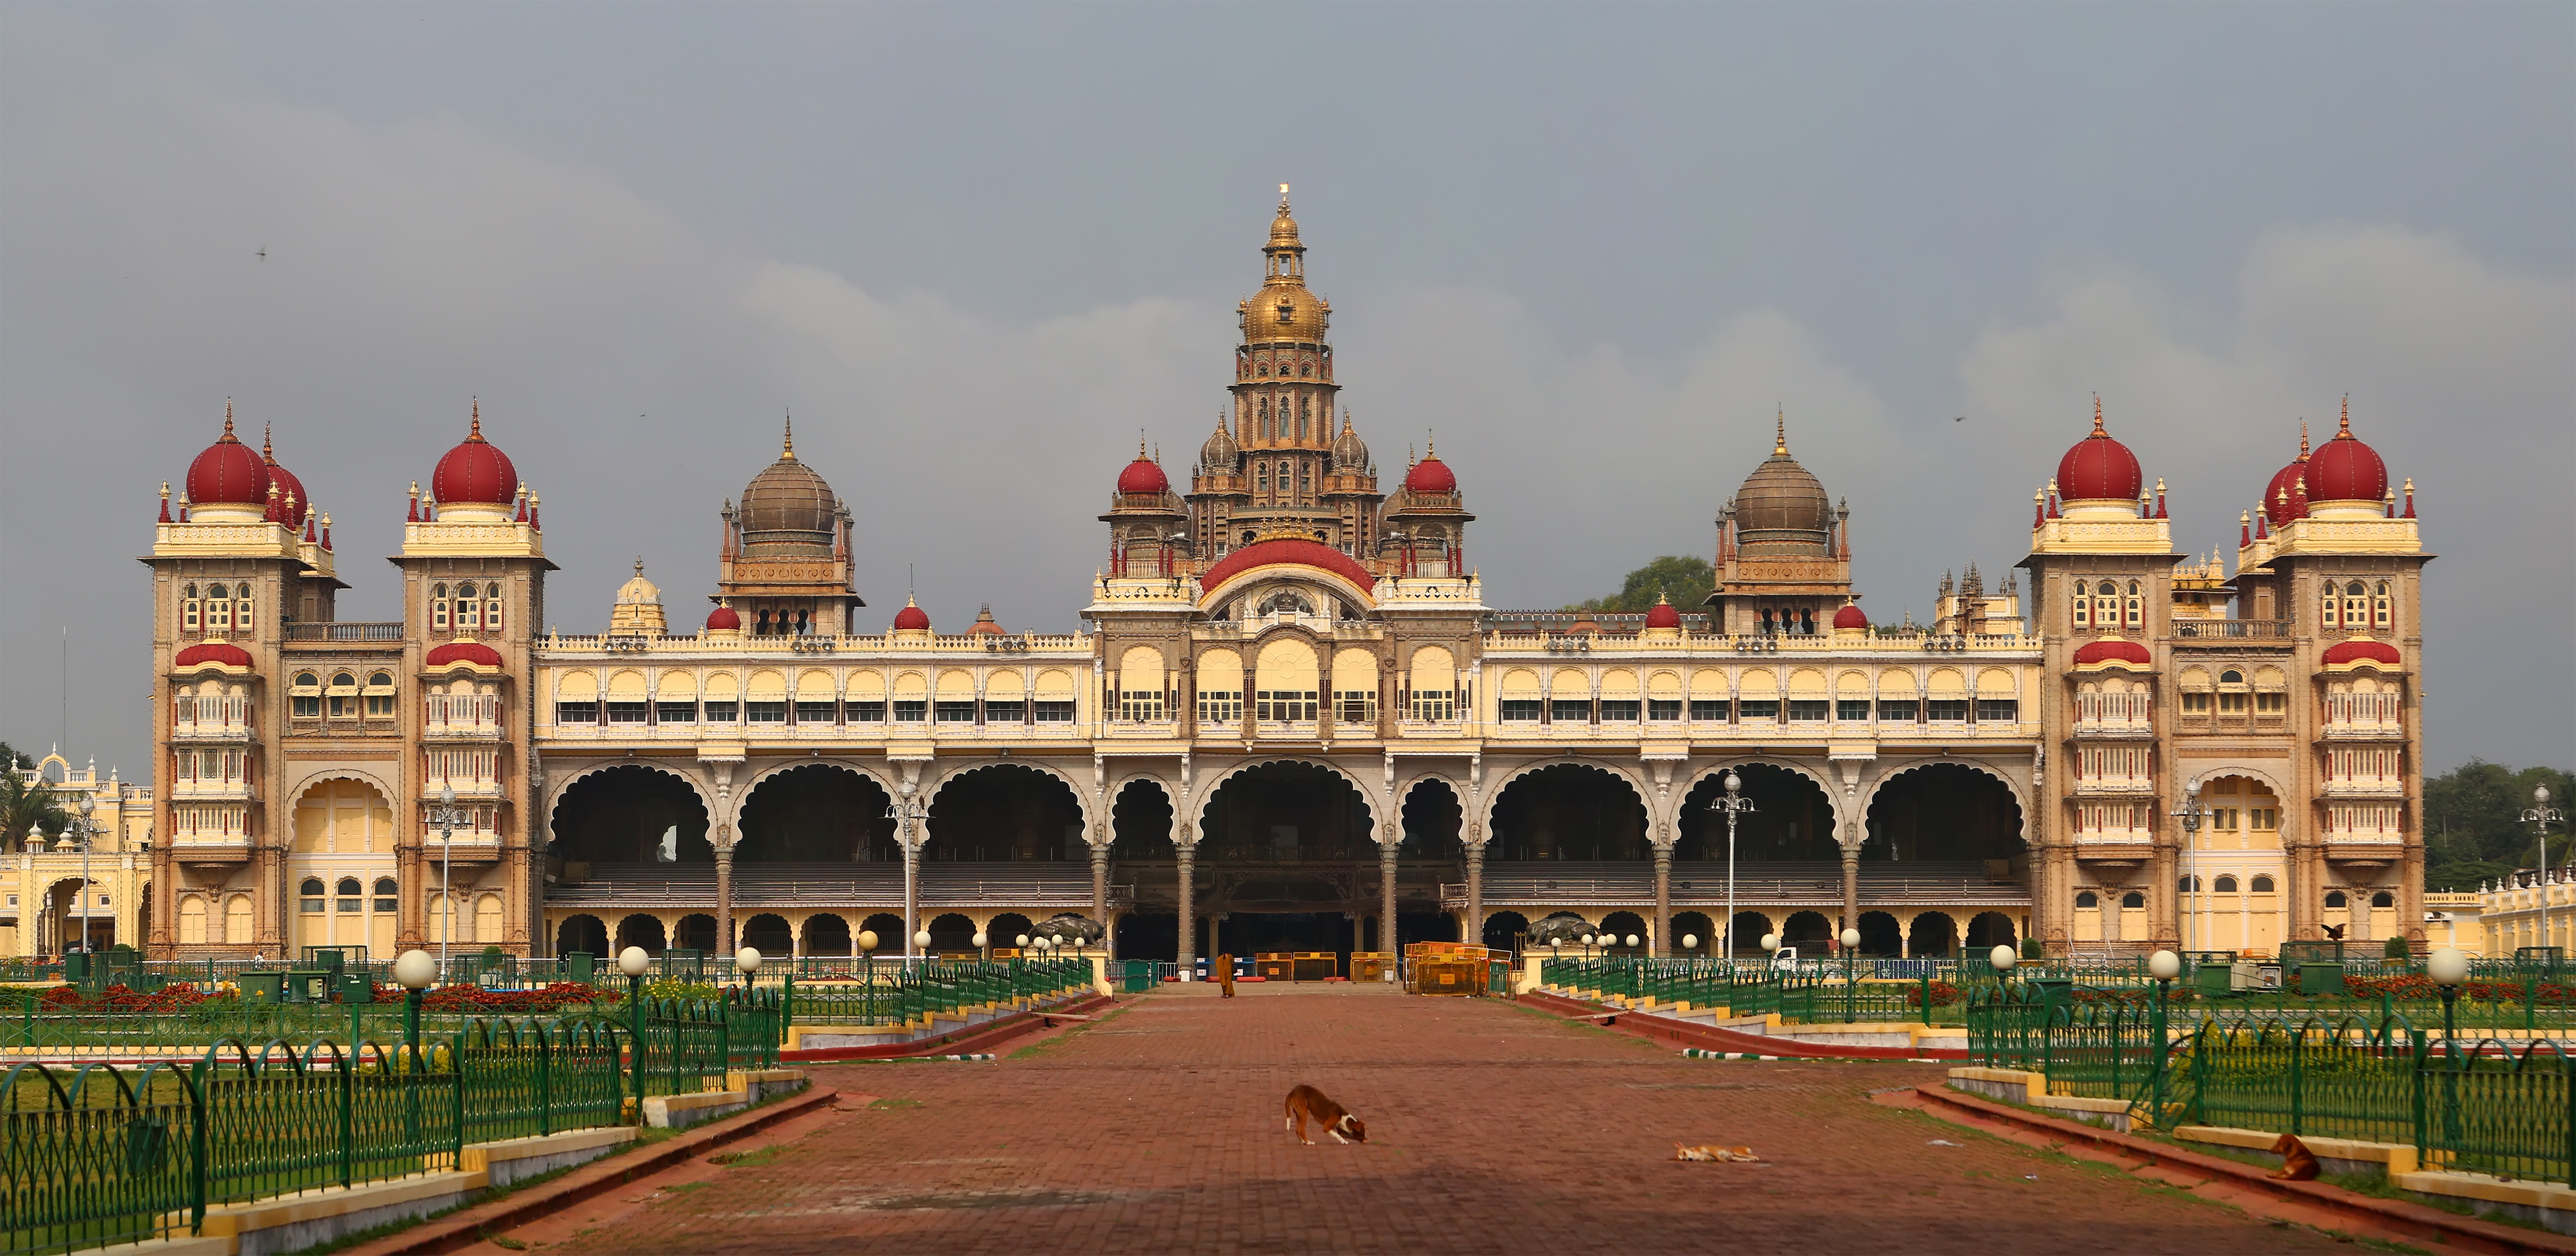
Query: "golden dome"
614 558 661 606
1730 415 1835 557
739 418 839 556
1240 185 1329 344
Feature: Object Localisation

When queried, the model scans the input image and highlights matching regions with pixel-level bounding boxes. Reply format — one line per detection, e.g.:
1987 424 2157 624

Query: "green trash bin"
62 953 89 985
337 973 375 1004
2295 962 2346 996
2194 964 2235 996
1122 960 1156 994
2024 976 2076 1008
239 971 286 1003
565 951 595 984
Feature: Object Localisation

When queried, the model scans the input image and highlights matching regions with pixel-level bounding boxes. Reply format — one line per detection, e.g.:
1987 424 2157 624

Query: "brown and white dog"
1284 1085 1367 1145
2270 1133 2322 1181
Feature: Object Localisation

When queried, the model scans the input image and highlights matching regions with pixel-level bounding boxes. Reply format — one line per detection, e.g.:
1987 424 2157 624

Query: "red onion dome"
2321 639 2402 667
2304 401 2387 504
1198 537 1377 593
1832 604 1869 630
174 641 255 670
1116 444 1170 495
431 403 519 506
2055 399 2142 502
1645 598 1683 630
892 598 932 632
260 427 310 527
705 605 741 631
2072 639 2153 667
1403 446 1457 495
967 604 1005 635
2262 460 2309 525
425 640 504 669
185 407 271 507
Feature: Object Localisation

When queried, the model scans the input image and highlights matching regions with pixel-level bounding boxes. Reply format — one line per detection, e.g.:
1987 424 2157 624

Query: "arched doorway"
1483 909 1531 953
1491 765 1648 861
1863 765 2024 865
614 914 666 955
287 778 397 956
735 766 894 862
1966 911 2017 951
1396 780 1465 950
1782 910 1834 950
739 913 790 957
1857 910 1901 957
802 913 851 957
926 765 1083 861
988 912 1036 949
1194 763 1375 964
1908 912 1959 957
1671 911 1716 955
556 915 608 957
926 912 976 954
1600 910 1648 953
549 767 710 864
1107 779 1174 962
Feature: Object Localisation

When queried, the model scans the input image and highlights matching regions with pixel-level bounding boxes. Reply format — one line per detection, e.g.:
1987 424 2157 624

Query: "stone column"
1381 840 1399 974
1091 841 1111 959
1841 846 1861 943
901 839 919 958
1175 843 1196 978
1652 846 1673 958
1465 840 1485 953
714 842 735 954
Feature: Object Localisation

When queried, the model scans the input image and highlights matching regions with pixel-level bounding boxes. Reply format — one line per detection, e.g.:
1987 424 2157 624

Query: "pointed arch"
1188 757 1385 847
924 758 1096 839
1857 755 2032 826
543 760 717 838
1477 758 1654 840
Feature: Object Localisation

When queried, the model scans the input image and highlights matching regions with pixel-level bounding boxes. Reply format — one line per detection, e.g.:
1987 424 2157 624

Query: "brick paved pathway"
535 985 2339 1254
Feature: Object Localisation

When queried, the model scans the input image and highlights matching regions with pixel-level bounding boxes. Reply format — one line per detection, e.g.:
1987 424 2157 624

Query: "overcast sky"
3 4 2569 779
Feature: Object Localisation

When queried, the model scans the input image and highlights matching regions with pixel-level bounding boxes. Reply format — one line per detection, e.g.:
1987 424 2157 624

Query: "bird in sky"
1952 415 1966 423
255 248 265 261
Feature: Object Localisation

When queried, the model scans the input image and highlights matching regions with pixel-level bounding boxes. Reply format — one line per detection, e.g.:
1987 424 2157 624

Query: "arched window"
2324 890 2349 908
2220 670 2244 685
2373 581 2392 629
2178 874 2200 892
431 583 450 632
235 586 254 633
299 878 325 913
2346 579 2366 596
2120 891 2145 909
455 582 479 631
2214 875 2240 893
2125 580 2142 627
330 671 355 687
206 584 231 633
1256 466 1269 491
182 583 201 633
1257 361 1269 377
335 878 362 912
485 587 503 633
373 877 397 912
2075 891 2098 909
2371 890 2394 909
2251 875 2276 893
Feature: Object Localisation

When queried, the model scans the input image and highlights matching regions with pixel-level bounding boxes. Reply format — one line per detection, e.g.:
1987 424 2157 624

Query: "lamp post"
1841 927 1862 1023
735 946 760 995
2429 945 2468 1147
856 930 879 1026
973 930 990 965
2526 786 2564 964
1986 944 2018 1067
72 795 95 964
2171 779 2206 955
1709 772 1756 963
617 946 651 1119
426 785 468 969
2148 948 2180 1124
393 948 437 1065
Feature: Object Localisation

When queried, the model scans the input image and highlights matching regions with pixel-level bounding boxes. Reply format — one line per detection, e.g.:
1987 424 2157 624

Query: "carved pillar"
1175 843 1197 978
1465 838 1485 951
902 837 920 958
1841 846 1861 941
715 841 735 955
1652 845 1672 958
1091 840 1111 957
1381 837 1399 972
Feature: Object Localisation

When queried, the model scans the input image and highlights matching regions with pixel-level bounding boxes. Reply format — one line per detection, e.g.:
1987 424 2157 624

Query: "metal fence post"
537 1022 553 1138
338 1043 355 1189
2291 1029 2305 1137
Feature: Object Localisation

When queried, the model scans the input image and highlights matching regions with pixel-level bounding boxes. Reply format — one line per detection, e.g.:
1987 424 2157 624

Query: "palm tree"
0 766 72 850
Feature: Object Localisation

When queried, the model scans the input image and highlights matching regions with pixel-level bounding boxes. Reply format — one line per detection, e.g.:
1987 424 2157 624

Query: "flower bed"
365 982 620 1013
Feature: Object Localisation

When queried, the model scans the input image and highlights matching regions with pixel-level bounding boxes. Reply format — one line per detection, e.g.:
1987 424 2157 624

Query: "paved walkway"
527 984 2338 1254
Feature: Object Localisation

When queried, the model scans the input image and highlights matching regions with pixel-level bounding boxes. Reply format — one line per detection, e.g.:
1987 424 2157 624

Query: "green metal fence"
782 959 1090 1029
1538 957 1982 1027
2 1016 635 1256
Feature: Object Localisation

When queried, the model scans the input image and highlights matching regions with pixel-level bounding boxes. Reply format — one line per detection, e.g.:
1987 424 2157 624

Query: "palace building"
136 192 2433 969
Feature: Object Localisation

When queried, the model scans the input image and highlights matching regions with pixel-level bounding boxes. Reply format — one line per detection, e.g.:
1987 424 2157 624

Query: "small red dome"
705 605 741 631
2322 639 2402 667
1199 537 1377 594
1645 599 1683 630
2072 639 2153 667
1832 604 1869 630
431 406 519 506
2304 404 2387 503
426 640 504 669
185 412 271 508
2055 401 2142 502
893 599 931 632
1116 454 1169 495
1403 453 1457 495
2262 461 2309 525
174 641 255 670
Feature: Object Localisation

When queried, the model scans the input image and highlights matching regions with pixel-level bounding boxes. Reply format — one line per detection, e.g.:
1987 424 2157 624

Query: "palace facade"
138 194 2433 968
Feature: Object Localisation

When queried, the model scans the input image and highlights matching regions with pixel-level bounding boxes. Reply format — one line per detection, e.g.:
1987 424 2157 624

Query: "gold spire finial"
262 422 275 464
634 557 645 577
2298 418 2310 460
1775 408 1787 456
1279 182 1290 211
2339 394 2350 436
469 397 483 441
781 413 796 460
2092 394 2105 436
222 398 236 441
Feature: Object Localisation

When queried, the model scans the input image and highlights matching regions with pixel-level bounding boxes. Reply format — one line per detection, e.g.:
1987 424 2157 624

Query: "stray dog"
1284 1084 1366 1145
2270 1133 2321 1181
1673 1143 1762 1162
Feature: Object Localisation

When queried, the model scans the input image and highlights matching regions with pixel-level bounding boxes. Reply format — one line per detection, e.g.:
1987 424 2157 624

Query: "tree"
1568 555 1714 613
0 741 34 771
2422 759 2575 889
0 768 71 848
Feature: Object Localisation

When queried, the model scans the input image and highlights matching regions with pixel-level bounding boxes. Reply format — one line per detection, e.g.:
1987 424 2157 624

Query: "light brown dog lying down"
2270 1133 2321 1181
1284 1084 1367 1145
1674 1144 1762 1162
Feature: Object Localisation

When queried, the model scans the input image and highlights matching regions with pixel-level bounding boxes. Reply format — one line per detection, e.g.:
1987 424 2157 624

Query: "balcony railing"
284 622 405 641
171 698 253 740
2172 619 2292 640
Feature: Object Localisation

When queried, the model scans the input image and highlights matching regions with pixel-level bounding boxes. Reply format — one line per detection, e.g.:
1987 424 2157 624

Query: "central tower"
1189 187 1382 561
